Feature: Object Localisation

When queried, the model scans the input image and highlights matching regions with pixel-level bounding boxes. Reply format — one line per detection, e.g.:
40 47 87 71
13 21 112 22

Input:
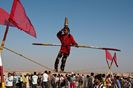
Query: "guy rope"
3 47 53 71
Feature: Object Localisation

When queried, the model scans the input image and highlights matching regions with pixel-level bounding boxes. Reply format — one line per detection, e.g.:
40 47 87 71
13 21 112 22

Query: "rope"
3 47 53 71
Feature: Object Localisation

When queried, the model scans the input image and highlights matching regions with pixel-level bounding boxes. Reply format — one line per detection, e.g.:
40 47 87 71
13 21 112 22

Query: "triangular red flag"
9 0 37 38
113 52 118 67
105 50 113 61
0 8 14 26
109 52 118 68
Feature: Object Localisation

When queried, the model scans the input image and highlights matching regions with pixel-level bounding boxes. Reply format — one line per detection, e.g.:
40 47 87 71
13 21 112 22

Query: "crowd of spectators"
1 70 133 88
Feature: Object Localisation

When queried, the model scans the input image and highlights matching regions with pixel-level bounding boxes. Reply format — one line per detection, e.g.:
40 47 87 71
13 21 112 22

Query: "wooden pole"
109 57 114 69
106 57 110 70
32 43 121 51
0 25 9 88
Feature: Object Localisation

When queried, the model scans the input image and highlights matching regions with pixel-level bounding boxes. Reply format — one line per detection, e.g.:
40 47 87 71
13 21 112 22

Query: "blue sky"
0 0 133 72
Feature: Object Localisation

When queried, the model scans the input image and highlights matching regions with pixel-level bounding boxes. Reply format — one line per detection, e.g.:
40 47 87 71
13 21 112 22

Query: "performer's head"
63 26 70 35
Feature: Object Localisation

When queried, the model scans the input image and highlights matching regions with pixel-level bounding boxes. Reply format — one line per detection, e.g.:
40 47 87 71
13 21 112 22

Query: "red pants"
70 82 75 88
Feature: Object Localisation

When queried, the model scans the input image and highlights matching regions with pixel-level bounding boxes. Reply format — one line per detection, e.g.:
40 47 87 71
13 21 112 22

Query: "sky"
0 0 133 73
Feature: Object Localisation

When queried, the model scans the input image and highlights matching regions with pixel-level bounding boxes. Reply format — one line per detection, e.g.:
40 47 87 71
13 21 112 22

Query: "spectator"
5 73 14 88
88 72 94 88
26 74 30 88
32 72 38 88
42 70 49 88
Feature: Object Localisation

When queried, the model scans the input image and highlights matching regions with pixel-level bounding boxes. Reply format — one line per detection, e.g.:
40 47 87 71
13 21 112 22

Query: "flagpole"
109 58 114 69
106 58 110 70
109 52 116 69
0 24 9 88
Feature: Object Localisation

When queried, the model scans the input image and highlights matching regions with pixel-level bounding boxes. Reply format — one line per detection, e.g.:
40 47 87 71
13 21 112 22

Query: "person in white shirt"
5 73 14 88
32 72 38 88
42 70 49 88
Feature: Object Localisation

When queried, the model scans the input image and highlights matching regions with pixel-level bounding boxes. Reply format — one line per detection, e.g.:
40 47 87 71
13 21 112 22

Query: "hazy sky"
0 0 133 72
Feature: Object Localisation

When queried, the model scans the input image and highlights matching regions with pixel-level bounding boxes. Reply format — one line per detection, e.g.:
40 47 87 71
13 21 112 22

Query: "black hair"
34 72 36 75
91 72 94 76
63 26 70 33
63 26 71 38
44 70 47 73
95 74 102 82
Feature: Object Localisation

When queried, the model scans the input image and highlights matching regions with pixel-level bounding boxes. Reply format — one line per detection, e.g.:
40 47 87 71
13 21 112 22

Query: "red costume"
57 31 78 55
54 30 78 72
54 17 78 72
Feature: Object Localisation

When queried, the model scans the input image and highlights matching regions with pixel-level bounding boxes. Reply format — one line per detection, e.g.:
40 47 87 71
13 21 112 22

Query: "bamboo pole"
0 25 9 88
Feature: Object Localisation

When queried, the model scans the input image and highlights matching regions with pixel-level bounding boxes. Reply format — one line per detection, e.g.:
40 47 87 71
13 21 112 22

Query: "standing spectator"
32 72 38 88
94 74 103 88
84 75 90 88
55 74 60 88
5 73 14 88
82 74 86 88
123 77 132 88
75 75 79 88
37 73 42 87
51 74 56 88
12 72 20 88
102 74 106 88
60 74 65 88
88 72 94 88
18 75 23 88
106 74 112 88
48 71 52 88
114 76 122 88
29 74 32 87
23 75 27 88
78 74 83 88
26 74 30 88
12 72 16 88
42 70 49 88
129 76 133 88
70 74 76 88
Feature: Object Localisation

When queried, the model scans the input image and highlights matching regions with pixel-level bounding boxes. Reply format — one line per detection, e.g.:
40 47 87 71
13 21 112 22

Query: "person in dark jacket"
54 17 78 72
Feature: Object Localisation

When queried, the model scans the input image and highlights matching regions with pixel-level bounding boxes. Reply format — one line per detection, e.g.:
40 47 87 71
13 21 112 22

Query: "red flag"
113 52 118 67
9 0 36 38
0 8 14 26
105 50 113 61
109 52 118 68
